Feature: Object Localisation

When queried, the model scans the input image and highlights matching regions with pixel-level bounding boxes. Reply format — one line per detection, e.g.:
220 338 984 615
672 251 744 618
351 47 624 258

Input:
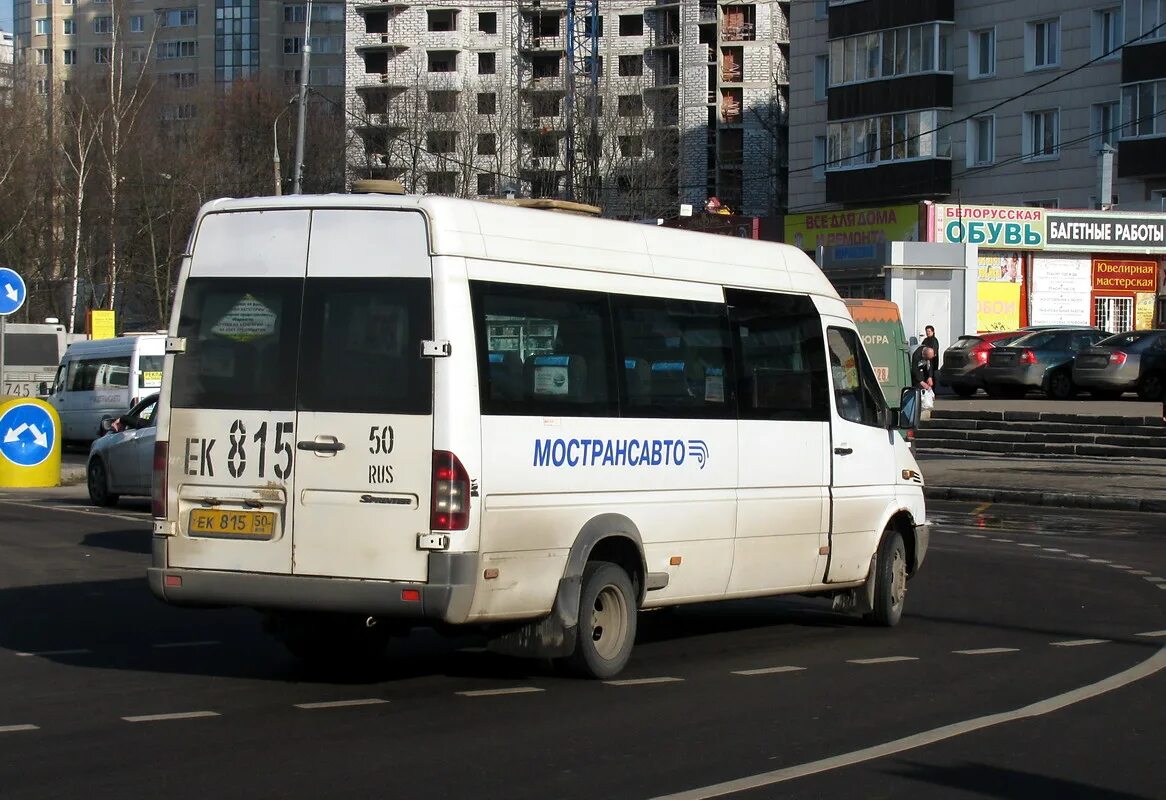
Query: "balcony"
355 0 409 11
645 30 680 49
829 0 954 39
354 72 410 91
828 73 952 120
826 159 951 203
1122 38 1166 83
1118 137 1166 179
698 1 716 24
353 32 410 52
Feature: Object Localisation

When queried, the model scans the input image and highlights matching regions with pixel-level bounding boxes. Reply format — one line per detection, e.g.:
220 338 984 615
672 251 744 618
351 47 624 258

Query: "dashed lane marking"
847 656 919 665
1137 631 1166 638
1051 639 1109 648
295 699 388 710
967 534 986 539
1068 553 1089 558
122 711 221 723
14 649 92 657
1089 559 1112 564
605 677 684 687
1017 543 1041 548
1145 577 1166 584
953 648 1019 656
152 640 221 649
456 687 545 697
991 538 1014 543
0 724 39 734
650 647 1166 800
1043 548 1065 553
1127 570 1152 576
732 666 806 676
1107 564 1134 570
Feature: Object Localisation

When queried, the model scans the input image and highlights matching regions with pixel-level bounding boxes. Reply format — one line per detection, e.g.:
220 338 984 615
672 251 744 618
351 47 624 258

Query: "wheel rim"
589 584 629 661
889 547 907 612
88 463 104 500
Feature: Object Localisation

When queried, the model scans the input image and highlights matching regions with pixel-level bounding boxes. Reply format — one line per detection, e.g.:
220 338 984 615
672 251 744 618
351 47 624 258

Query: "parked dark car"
1071 329 1166 400
938 330 1029 397
981 327 1110 399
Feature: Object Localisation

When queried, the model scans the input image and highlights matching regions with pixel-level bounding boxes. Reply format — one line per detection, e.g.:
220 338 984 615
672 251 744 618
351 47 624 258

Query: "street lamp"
158 172 203 206
272 95 298 196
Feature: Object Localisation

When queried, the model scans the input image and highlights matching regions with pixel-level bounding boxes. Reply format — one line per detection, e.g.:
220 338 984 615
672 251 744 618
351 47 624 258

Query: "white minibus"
148 189 930 678
1 322 68 398
49 334 166 443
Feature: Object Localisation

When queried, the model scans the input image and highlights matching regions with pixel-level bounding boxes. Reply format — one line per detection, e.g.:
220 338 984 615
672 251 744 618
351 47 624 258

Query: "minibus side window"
138 356 165 389
471 281 618 417
726 289 829 422
611 295 735 419
826 327 884 428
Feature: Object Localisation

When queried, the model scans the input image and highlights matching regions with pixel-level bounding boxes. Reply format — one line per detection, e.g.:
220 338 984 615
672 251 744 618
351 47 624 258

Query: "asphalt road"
0 490 1163 799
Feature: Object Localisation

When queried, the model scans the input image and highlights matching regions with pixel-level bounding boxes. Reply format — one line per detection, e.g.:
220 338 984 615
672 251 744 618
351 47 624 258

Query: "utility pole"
292 0 314 194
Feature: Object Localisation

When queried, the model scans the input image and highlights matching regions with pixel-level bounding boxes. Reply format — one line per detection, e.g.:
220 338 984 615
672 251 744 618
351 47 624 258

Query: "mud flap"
830 553 877 615
487 575 581 659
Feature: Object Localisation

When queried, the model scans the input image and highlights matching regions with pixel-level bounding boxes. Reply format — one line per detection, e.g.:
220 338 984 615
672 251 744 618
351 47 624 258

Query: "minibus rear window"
170 278 302 410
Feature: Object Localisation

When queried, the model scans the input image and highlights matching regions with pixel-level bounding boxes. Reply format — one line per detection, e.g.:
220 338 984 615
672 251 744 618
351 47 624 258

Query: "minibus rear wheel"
564 561 637 679
864 529 907 627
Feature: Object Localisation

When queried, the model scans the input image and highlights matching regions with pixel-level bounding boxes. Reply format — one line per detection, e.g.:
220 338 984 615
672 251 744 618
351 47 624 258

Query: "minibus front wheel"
563 561 638 679
864 529 907 627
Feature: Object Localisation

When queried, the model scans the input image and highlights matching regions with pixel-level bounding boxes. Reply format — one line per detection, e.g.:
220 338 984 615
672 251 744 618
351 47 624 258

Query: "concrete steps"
916 409 1166 459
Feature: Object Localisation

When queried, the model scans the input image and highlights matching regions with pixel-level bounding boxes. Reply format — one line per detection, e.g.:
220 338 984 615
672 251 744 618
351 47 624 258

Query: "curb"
924 484 1166 514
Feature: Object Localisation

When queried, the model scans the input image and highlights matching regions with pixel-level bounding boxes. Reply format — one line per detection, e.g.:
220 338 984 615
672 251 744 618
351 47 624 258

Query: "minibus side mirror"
895 387 922 430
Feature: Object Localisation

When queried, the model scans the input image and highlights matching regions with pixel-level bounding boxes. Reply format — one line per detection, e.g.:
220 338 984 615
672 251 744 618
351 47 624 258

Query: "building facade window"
131 15 144 33
94 47 111 64
813 136 827 181
35 48 49 65
159 8 198 27
35 78 49 95
478 51 496 75
1026 19 1060 70
283 3 343 23
1093 7 1122 58
826 109 950 170
828 22 952 87
216 0 258 83
478 12 497 34
477 92 496 114
1092 101 1120 148
969 28 995 79
156 40 199 60
94 16 112 34
814 54 828 100
63 19 75 35
1136 0 1166 40
1121 80 1166 138
63 49 77 65
477 173 496 196
477 133 496 155
1024 109 1060 159
35 19 49 35
967 116 995 166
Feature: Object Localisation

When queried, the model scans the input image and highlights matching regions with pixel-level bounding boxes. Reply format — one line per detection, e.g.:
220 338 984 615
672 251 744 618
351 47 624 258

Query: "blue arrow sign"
0 267 26 316
0 403 55 467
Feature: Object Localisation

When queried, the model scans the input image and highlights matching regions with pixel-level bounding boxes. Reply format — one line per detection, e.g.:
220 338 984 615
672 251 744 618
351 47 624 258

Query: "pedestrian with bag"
912 345 936 413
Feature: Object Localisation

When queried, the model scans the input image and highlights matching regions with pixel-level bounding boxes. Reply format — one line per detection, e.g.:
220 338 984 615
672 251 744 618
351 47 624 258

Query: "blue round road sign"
0 402 56 467
0 267 27 316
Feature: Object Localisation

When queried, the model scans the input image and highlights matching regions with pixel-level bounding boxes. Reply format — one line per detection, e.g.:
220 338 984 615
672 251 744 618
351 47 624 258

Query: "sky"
1 1 12 34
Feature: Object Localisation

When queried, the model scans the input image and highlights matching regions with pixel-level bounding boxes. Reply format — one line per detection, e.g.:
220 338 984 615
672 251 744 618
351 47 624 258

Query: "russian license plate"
189 509 276 537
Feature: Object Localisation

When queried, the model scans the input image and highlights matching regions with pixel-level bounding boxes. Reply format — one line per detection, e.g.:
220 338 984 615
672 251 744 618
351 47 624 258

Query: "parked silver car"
1072 330 1166 400
86 394 159 506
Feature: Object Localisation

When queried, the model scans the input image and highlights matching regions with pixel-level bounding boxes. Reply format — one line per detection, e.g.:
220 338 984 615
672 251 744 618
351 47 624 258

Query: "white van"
148 191 929 678
49 334 166 442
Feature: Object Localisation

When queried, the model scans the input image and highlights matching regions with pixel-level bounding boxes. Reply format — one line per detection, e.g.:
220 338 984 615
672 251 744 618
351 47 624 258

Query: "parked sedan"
87 394 159 507
938 330 1028 397
1072 329 1166 400
981 328 1110 399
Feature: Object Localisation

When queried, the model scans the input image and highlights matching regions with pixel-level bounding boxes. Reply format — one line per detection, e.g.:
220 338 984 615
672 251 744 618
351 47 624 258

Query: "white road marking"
0 724 39 734
1089 559 1111 564
1043 548 1065 553
1017 543 1040 548
1051 639 1109 647
1107 564 1133 570
15 648 91 657
847 656 919 665
967 534 986 539
1145 577 1166 584
990 538 1014 543
122 711 221 723
295 698 388 710
953 648 1019 656
456 687 545 697
650 646 1166 800
1136 630 1166 638
732 666 806 676
152 640 221 649
605 677 684 686
1127 570 1152 576
1068 553 1089 559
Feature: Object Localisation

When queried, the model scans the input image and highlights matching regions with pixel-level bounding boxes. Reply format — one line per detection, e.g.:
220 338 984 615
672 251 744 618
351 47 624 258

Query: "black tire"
87 459 119 507
1046 370 1075 400
267 612 392 671
952 384 977 398
1089 389 1123 400
1137 373 1164 402
563 561 637 679
864 530 907 627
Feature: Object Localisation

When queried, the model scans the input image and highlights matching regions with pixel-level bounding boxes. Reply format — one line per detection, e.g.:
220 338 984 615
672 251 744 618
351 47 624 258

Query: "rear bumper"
938 364 983 387
148 538 478 625
1071 369 1138 390
982 365 1044 388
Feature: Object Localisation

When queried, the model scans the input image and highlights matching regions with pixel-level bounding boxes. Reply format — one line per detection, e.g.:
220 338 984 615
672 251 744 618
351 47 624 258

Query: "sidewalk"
919 452 1166 512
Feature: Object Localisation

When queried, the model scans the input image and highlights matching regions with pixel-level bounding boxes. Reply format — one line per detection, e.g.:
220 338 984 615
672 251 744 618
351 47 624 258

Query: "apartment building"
346 0 791 219
10 0 346 116
1 30 14 105
788 0 1166 216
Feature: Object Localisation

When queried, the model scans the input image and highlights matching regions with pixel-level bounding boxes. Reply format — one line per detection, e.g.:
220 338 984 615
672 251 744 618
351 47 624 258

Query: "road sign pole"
0 315 6 395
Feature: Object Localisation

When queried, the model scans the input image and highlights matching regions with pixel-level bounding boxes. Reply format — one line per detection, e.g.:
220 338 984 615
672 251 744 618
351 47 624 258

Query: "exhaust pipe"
365 616 378 629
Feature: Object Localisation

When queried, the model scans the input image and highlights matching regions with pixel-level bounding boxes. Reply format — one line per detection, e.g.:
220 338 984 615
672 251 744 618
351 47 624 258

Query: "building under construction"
345 0 789 219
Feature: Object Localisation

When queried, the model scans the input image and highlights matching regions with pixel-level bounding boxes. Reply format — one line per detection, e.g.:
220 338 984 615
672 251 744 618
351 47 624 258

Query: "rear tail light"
1019 350 1037 365
431 451 469 531
971 342 992 364
151 441 168 518
1109 351 1128 365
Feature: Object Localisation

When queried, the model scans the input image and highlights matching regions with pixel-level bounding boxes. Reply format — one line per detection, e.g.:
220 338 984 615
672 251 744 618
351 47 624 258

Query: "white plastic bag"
921 388 935 411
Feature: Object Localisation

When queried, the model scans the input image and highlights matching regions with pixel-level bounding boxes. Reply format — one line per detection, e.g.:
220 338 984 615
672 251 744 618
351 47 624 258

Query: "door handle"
297 440 346 453
834 446 853 456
